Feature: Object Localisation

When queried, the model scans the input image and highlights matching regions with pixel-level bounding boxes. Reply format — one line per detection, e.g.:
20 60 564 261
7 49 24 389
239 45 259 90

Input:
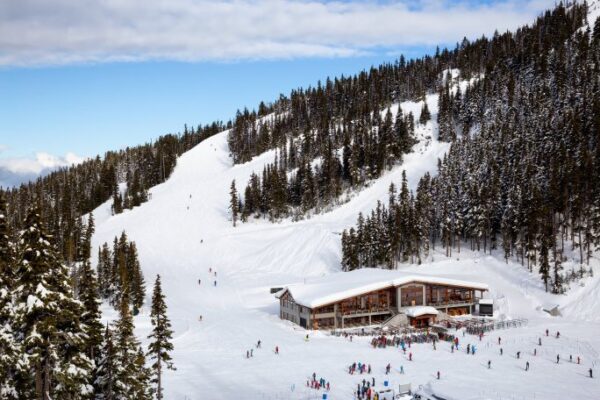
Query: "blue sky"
0 0 555 187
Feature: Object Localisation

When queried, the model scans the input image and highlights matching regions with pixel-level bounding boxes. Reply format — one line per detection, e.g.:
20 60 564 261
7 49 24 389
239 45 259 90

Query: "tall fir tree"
147 275 175 400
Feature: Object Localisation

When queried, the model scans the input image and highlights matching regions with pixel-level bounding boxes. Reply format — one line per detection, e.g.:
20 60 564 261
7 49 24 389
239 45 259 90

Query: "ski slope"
91 83 600 399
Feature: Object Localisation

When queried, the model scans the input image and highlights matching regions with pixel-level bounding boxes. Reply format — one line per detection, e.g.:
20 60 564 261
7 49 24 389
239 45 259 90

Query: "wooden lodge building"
276 269 489 330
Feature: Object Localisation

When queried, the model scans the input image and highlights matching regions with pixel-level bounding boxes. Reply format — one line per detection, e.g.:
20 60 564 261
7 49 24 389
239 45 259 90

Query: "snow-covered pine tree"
78 260 104 363
0 192 18 399
147 275 175 400
114 290 151 399
13 208 93 399
95 327 125 399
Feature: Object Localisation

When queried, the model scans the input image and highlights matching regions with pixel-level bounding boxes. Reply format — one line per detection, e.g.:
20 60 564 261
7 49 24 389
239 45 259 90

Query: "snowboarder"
526 361 530 371
275 346 279 354
556 354 560 364
488 360 491 369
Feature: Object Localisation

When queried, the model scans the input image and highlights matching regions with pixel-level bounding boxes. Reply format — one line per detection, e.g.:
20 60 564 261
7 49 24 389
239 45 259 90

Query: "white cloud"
0 0 556 66
0 152 86 188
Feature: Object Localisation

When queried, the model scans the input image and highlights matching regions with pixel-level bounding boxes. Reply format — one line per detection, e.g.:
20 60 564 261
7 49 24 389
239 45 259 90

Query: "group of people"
348 361 371 375
306 372 330 391
355 377 377 400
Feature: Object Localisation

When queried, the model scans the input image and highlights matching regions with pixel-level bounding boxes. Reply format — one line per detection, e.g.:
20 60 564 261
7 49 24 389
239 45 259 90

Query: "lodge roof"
276 268 488 309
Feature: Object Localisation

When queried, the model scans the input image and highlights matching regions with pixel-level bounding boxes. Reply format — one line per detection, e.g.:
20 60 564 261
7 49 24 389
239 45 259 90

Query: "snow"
479 299 494 305
403 306 439 318
89 75 600 399
280 268 488 309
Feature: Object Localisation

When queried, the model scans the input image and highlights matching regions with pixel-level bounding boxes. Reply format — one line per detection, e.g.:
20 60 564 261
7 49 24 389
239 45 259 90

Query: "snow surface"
280 268 488 309
90 79 600 399
403 306 438 318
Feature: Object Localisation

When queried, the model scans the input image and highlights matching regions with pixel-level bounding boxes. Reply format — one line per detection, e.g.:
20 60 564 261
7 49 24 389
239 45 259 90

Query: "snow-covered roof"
403 306 439 318
278 269 488 309
479 298 494 305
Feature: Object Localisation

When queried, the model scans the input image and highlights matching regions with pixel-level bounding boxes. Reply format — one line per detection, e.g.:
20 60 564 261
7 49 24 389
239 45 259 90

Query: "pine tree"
229 180 239 227
114 291 151 399
13 208 93 399
147 275 175 400
78 260 104 363
419 100 431 125
128 242 145 314
0 193 18 398
95 327 125 399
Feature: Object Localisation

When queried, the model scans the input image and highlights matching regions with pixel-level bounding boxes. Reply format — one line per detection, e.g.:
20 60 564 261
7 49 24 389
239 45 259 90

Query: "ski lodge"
275 269 489 330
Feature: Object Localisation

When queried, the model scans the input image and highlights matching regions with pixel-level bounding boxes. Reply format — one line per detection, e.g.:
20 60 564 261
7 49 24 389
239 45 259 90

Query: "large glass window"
401 285 424 307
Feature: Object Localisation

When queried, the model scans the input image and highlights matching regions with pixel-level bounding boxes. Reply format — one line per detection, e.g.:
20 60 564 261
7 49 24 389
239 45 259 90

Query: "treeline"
230 108 418 223
342 3 600 293
97 232 146 314
0 194 175 399
0 122 226 267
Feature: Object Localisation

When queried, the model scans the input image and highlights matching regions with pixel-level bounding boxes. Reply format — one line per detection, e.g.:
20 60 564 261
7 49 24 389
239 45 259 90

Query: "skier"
214 280 217 287
538 337 542 346
257 340 261 348
250 349 253 357
386 363 391 375
209 267 212 273
577 356 581 364
517 351 521 359
215 271 217 277
556 354 560 364
437 371 440 380
400 365 404 374
500 348 503 356
526 361 530 371
198 279 201 285
590 368 593 378
409 352 412 361
372 377 375 386
488 360 491 369
534 348 537 356
498 337 501 345
198 315 203 322
546 329 549 336
368 364 372 374
305 334 309 342
570 354 573 363
467 344 471 354
556 331 560 339
275 346 279 354
246 350 249 359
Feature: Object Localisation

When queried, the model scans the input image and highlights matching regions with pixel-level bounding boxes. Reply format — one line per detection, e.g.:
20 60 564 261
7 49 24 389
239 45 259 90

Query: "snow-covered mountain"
90 79 600 399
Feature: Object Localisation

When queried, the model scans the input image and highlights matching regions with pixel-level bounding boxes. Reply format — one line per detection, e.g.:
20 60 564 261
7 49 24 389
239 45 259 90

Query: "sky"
0 0 556 188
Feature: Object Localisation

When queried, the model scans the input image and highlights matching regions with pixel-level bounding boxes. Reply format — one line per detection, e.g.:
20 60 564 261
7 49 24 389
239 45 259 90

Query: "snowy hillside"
90 79 600 399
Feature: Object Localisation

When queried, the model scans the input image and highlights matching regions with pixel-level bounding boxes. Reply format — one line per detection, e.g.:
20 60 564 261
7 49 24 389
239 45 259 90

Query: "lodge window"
401 285 424 307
